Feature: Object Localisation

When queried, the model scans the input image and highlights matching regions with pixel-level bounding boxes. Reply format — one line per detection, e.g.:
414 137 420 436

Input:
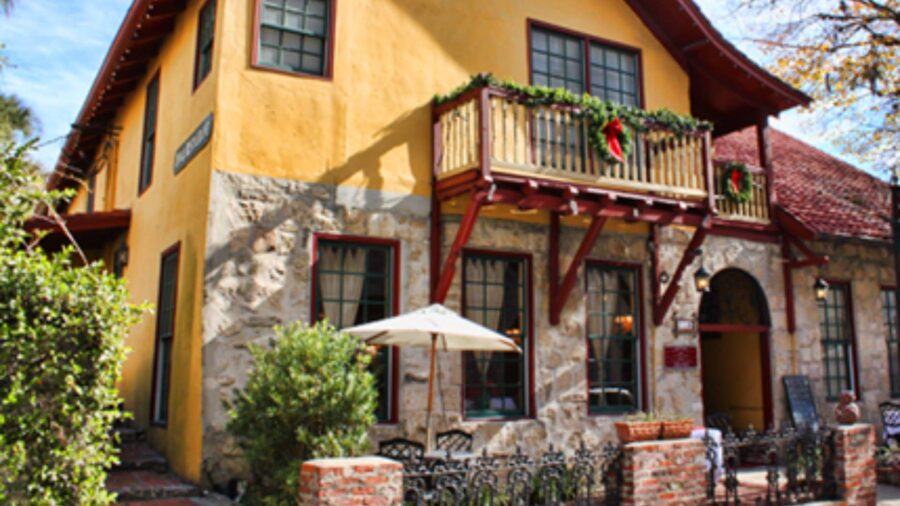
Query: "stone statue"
835 390 861 425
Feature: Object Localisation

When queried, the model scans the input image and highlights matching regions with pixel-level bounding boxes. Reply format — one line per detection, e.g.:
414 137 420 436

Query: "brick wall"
620 438 707 506
298 457 402 506
834 424 877 506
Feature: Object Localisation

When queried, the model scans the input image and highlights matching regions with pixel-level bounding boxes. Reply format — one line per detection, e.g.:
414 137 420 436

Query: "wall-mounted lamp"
815 278 829 301
694 265 712 292
113 243 129 278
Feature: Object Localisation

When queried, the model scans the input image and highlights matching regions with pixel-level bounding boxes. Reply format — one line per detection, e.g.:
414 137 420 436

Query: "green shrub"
0 143 143 505
226 321 378 505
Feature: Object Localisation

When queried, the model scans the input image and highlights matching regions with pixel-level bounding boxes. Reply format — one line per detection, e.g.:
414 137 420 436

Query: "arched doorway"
699 269 773 431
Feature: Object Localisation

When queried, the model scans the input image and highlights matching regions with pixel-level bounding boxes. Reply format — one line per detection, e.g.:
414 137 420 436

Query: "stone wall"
200 170 896 486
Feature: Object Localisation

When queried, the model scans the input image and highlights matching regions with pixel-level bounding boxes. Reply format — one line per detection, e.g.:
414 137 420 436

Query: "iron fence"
401 441 623 506
704 425 838 505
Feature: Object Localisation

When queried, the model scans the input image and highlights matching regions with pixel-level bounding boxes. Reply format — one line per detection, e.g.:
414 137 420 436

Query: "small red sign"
664 345 698 369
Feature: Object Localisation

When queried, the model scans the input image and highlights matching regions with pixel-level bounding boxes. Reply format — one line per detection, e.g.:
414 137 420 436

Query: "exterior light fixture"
815 278 829 301
113 243 129 278
694 265 712 292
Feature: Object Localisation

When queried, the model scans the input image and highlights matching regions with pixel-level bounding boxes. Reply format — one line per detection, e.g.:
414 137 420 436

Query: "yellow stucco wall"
215 0 691 199
64 0 220 482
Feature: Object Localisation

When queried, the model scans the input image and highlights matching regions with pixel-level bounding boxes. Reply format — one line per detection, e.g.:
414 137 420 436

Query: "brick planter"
299 456 402 506
833 424 877 506
620 438 706 506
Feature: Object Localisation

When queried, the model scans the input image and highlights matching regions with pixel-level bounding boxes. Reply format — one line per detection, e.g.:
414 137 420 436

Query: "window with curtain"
818 283 856 401
586 264 640 414
257 0 330 76
194 0 216 88
882 288 900 397
314 239 394 422
152 246 180 425
462 253 529 418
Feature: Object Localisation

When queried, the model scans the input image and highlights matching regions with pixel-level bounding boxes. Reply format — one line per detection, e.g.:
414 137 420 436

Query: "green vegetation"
226 321 378 505
0 143 143 505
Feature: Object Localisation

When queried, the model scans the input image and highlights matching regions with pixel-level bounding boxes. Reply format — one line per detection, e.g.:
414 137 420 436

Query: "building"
43 0 896 488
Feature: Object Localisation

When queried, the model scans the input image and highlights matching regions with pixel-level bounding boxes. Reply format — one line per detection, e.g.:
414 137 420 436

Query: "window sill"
250 62 332 81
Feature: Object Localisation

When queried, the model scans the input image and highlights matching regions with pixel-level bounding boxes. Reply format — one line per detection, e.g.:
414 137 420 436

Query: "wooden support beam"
550 214 607 324
433 191 486 303
781 233 829 333
653 217 712 326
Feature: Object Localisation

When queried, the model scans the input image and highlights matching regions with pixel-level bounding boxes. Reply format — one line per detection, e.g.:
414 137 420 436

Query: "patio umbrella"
344 303 521 450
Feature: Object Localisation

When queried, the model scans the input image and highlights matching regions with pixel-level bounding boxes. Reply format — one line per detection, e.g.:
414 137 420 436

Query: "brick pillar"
833 424 877 506
621 438 706 506
299 456 403 506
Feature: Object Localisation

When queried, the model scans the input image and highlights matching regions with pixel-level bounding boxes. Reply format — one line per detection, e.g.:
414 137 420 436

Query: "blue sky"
0 0 870 176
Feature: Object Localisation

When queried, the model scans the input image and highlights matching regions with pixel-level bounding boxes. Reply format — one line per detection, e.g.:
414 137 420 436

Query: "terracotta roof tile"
714 128 892 242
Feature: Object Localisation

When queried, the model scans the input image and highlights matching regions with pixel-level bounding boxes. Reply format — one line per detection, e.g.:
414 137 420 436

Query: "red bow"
602 118 624 163
729 168 743 194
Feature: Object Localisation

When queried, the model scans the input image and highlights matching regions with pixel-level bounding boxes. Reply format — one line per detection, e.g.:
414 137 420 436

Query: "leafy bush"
226 321 378 505
0 143 143 504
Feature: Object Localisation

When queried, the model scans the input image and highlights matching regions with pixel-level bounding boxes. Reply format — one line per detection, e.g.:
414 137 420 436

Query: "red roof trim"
25 209 132 235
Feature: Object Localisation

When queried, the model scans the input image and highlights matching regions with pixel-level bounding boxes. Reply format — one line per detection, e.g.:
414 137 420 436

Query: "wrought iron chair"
377 438 425 469
435 429 473 453
880 401 900 446
705 412 734 435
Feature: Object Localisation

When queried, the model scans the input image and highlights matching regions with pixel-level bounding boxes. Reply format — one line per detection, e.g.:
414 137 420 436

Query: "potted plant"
615 412 661 444
660 413 694 439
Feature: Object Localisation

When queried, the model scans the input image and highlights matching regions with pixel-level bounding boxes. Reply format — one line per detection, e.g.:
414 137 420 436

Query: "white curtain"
318 246 366 328
588 268 607 371
477 259 505 379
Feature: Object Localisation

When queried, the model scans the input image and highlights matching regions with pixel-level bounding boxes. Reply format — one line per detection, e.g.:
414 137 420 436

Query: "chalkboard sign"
783 375 819 431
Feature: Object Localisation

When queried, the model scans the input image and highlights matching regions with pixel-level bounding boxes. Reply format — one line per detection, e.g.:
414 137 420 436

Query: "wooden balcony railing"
434 86 715 204
713 164 770 222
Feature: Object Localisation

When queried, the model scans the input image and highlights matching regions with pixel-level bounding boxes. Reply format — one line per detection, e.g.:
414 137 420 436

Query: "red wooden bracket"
653 217 712 326
782 234 829 333
549 214 607 324
433 190 487 304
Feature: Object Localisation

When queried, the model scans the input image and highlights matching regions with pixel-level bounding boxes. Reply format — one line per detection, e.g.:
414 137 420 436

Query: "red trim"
699 323 769 334
551 215 607 324
583 259 648 415
251 0 337 81
709 221 780 243
434 192 487 303
192 0 217 92
822 279 862 401
309 232 401 424
138 70 161 196
653 217 712 325
149 242 181 428
526 19 646 108
25 209 131 235
459 248 535 421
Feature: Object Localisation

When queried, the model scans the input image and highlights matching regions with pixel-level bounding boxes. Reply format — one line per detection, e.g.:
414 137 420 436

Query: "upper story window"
462 252 531 419
194 0 217 89
530 24 641 107
817 282 857 401
257 0 331 77
313 238 396 423
138 72 160 195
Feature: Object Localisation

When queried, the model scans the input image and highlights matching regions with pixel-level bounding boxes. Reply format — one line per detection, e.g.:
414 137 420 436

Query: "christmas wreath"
721 162 753 204
435 74 712 166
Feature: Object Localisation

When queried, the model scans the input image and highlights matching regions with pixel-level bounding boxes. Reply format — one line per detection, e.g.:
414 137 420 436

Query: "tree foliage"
0 143 143 505
226 321 378 505
734 0 899 171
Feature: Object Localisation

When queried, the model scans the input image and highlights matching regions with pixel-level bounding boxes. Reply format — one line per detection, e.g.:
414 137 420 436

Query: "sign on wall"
664 345 698 369
174 113 214 174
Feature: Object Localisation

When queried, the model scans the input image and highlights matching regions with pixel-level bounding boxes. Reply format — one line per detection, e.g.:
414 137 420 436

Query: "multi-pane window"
138 73 159 194
257 0 330 76
194 0 216 88
314 239 394 422
589 44 640 107
531 28 585 94
818 283 856 401
462 253 529 419
152 246 180 425
882 288 900 397
586 264 641 414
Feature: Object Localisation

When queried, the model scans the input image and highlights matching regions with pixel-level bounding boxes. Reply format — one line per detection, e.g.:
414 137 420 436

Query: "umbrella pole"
426 333 437 452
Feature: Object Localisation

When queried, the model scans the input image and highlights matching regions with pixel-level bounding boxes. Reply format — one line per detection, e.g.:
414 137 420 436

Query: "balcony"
432 84 771 224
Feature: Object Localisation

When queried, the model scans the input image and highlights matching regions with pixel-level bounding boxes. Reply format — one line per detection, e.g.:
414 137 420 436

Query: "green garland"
721 162 753 204
434 73 714 165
